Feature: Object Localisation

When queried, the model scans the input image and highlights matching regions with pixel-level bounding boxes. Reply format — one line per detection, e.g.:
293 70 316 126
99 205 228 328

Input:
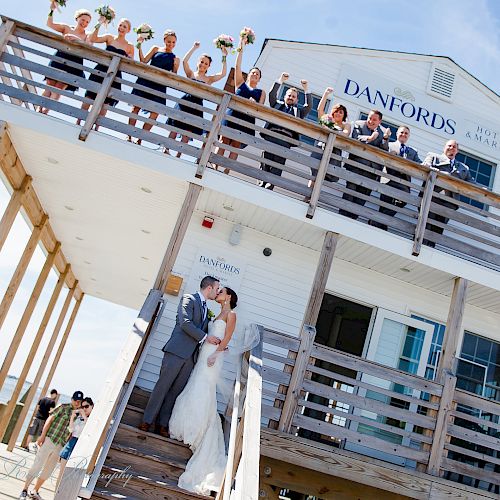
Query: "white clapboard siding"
136 212 318 413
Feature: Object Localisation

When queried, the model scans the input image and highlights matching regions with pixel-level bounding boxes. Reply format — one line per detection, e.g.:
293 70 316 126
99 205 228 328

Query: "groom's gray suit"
142 292 209 428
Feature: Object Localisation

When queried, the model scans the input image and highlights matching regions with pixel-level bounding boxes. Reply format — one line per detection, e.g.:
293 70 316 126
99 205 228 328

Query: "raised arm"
318 87 333 117
138 44 158 64
299 79 312 119
269 72 288 108
182 42 199 79
234 37 247 89
207 47 228 84
88 22 112 44
47 1 69 34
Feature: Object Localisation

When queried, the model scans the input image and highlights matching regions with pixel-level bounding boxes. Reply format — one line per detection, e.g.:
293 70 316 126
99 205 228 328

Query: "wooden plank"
440 457 500 486
262 365 292 386
260 428 432 499
196 93 231 178
436 277 468 384
278 325 315 432
0 264 69 441
260 455 409 500
0 20 15 53
0 241 60 391
79 56 120 141
263 328 300 352
413 169 437 256
301 378 436 429
311 344 443 396
428 480 499 500
453 389 500 418
445 443 500 467
304 231 339 326
447 423 500 451
426 373 457 476
307 133 336 218
0 174 30 252
18 284 76 449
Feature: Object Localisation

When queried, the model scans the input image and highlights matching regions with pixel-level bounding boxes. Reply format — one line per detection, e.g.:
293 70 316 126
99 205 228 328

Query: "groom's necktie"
202 301 207 320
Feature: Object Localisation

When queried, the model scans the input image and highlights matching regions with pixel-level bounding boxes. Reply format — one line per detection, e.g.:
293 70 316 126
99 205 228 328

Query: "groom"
139 275 221 436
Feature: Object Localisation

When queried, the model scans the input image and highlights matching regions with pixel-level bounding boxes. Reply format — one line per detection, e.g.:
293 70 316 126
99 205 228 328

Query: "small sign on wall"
186 250 247 295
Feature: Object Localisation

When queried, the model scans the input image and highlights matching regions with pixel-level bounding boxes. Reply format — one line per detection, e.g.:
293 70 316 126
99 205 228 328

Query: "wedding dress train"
169 319 227 495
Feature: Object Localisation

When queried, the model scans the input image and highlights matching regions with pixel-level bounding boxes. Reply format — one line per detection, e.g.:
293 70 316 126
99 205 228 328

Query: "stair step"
122 404 144 427
106 441 187 480
94 464 210 499
115 423 192 461
128 386 151 410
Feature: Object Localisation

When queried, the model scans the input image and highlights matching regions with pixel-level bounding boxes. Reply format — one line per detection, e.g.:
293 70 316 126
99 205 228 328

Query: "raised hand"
279 72 289 84
193 41 201 49
206 335 221 345
324 86 334 95
300 79 308 91
221 46 228 56
383 126 392 140
50 0 57 11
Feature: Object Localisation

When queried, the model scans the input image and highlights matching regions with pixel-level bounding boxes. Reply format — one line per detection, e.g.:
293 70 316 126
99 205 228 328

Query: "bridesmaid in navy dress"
41 3 92 114
128 30 180 143
78 18 134 128
166 41 227 158
215 35 265 173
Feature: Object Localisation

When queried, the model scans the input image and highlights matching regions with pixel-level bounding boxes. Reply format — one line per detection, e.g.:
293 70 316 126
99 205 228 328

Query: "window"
277 84 322 144
359 112 398 142
456 151 495 209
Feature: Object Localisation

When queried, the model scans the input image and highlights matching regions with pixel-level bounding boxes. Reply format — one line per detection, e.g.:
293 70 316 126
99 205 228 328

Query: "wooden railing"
1 15 500 271
260 327 500 494
218 325 264 500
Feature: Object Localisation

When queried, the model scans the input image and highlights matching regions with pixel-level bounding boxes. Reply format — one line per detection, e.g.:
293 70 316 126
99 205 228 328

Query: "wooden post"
0 20 15 53
0 175 31 252
412 169 437 256
306 133 335 219
16 283 76 450
0 241 60 391
155 182 202 291
79 56 121 141
304 231 339 325
0 265 69 441
39 293 83 400
426 373 457 476
0 213 48 331
436 277 468 383
278 324 316 432
196 93 231 178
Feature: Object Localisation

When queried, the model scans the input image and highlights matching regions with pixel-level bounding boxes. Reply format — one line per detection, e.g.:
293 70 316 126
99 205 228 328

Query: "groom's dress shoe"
158 426 169 438
138 422 151 432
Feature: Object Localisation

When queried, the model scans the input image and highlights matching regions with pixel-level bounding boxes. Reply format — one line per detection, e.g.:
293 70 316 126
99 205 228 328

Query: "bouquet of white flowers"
49 0 67 16
240 27 255 45
134 23 154 48
94 5 115 29
213 34 234 50
319 114 343 131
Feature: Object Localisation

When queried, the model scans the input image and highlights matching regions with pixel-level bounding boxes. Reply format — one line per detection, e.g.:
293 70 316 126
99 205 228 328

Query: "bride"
169 286 238 495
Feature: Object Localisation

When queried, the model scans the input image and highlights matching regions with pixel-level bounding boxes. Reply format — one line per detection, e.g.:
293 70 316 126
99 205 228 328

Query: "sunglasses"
81 404 91 409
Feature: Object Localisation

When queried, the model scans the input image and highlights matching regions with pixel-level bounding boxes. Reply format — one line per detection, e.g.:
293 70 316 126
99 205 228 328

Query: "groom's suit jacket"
162 293 209 359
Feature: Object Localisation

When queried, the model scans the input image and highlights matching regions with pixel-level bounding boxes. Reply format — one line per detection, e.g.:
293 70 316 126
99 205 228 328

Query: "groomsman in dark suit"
370 125 421 230
260 72 312 190
139 276 221 436
339 109 390 219
421 139 475 247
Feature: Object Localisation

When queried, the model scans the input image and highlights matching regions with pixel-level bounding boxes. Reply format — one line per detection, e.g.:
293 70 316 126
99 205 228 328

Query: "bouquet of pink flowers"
240 27 255 45
319 114 342 131
134 23 154 48
213 34 234 50
49 0 67 16
95 5 116 29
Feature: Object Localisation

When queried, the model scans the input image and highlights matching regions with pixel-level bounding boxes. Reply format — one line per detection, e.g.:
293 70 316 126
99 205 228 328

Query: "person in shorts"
25 389 58 450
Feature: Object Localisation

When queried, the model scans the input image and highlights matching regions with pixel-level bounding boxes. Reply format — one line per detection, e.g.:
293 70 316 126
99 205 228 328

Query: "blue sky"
0 0 499 399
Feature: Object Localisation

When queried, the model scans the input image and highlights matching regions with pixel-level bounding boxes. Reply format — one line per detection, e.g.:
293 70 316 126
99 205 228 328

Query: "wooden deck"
0 444 56 499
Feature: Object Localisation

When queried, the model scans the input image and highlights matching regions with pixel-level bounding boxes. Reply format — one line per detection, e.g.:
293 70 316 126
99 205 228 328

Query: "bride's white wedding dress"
169 319 227 495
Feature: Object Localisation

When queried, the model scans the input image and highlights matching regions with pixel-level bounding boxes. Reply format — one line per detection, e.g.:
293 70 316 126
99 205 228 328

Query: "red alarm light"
202 216 214 229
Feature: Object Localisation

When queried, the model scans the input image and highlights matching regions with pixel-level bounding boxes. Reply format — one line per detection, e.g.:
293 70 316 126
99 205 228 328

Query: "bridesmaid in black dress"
166 41 227 158
41 2 92 114
78 18 134 129
128 30 180 144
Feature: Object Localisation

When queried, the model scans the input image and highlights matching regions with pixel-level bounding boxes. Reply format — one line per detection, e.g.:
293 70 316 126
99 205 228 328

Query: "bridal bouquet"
49 0 67 16
134 23 154 48
95 5 116 29
240 27 255 45
319 114 343 131
213 34 234 51
207 309 215 321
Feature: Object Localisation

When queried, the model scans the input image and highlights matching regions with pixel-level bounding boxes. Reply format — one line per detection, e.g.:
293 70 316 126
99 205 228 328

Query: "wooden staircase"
90 386 208 500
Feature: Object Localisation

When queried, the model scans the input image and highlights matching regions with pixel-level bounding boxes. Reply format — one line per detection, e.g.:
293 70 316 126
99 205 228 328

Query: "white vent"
427 65 455 101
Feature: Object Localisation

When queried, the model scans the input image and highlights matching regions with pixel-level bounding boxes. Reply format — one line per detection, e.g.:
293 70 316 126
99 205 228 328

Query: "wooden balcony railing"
1 16 500 270
260 326 500 494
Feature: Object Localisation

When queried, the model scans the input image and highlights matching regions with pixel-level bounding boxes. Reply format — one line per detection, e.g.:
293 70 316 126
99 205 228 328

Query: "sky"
0 0 499 400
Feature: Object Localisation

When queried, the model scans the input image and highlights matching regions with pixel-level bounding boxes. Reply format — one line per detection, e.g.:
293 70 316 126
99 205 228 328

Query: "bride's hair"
224 287 238 310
